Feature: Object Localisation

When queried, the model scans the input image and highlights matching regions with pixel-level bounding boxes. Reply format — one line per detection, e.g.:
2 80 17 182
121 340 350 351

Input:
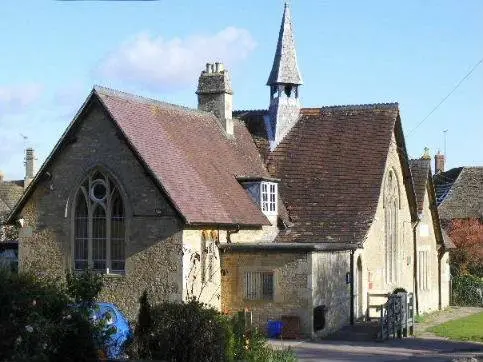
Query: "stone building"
6 3 452 337
0 148 36 241
409 152 453 313
434 166 483 276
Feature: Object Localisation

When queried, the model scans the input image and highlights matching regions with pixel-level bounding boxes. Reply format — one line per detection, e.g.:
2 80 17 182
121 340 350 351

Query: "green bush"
452 274 483 306
0 270 100 361
230 311 296 362
128 295 297 361
129 297 232 362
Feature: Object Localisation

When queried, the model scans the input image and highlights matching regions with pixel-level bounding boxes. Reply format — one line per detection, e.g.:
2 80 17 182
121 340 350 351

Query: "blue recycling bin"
267 320 283 338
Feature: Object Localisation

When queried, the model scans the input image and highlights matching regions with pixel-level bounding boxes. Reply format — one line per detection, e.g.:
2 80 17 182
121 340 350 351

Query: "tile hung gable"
241 104 401 244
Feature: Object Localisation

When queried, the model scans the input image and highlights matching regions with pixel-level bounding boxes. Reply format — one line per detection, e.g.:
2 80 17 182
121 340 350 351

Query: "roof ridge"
306 102 399 112
93 85 208 116
233 109 268 114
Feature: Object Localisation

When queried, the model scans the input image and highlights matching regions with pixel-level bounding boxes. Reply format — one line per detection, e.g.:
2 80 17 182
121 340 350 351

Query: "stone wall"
415 187 440 314
359 131 414 318
311 251 351 336
440 251 450 308
17 102 184 320
221 250 312 337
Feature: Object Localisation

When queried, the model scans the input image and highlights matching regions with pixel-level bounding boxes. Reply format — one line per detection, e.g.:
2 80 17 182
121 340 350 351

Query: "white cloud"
96 27 257 91
0 84 43 116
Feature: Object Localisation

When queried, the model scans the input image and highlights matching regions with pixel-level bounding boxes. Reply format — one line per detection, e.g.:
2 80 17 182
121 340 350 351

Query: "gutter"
218 242 359 252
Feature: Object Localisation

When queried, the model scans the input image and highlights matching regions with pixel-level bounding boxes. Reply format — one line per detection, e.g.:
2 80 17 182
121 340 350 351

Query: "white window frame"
261 181 277 215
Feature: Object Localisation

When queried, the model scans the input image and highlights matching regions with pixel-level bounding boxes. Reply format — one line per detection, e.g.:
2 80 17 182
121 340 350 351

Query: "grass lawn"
428 311 483 342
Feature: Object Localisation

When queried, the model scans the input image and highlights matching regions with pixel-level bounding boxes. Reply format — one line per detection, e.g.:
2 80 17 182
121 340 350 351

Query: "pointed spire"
267 3 303 86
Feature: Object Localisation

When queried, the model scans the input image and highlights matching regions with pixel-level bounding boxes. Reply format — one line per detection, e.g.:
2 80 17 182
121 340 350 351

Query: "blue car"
88 302 133 360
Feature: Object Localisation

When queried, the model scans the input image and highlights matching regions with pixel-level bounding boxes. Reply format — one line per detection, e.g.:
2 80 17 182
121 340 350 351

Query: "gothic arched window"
384 170 399 284
74 170 125 273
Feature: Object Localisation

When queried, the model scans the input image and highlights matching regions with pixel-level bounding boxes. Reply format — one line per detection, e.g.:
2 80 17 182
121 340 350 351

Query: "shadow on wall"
312 252 351 335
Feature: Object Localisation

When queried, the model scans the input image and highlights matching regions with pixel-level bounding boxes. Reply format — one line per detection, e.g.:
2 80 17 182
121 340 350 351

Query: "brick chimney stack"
196 62 234 136
24 147 36 189
434 150 445 174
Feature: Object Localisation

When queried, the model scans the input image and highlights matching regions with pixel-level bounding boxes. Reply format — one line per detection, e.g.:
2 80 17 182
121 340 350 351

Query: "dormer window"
239 178 279 216
261 182 277 215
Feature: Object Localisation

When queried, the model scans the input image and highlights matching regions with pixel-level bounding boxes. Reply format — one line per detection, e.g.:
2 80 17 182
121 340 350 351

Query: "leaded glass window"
73 170 125 273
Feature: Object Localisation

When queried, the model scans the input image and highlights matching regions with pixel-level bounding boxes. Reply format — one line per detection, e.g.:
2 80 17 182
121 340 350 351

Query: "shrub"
230 311 297 362
0 270 99 361
66 269 103 306
452 274 483 306
129 297 232 362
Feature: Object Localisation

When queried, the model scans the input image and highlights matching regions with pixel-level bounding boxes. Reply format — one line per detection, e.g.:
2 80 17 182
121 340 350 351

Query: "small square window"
244 271 274 301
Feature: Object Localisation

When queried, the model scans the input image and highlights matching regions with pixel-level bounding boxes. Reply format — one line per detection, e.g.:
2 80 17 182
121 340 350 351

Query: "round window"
90 180 107 202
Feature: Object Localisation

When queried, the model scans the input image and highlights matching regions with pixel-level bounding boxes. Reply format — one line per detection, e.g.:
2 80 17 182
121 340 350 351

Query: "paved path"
270 307 483 361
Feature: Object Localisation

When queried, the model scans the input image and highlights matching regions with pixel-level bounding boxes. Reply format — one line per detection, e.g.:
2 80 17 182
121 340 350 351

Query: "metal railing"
379 292 414 340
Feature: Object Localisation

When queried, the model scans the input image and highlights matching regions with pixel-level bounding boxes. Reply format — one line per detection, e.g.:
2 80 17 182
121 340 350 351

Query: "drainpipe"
226 224 240 243
437 247 443 310
412 219 420 316
350 249 355 325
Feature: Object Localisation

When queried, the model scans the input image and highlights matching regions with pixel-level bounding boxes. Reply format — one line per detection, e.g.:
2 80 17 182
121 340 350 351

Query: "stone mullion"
87 200 93 269
106 193 112 273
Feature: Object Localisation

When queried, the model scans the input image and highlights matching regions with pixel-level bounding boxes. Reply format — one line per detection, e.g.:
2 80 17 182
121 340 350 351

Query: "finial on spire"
421 147 431 160
267 2 303 86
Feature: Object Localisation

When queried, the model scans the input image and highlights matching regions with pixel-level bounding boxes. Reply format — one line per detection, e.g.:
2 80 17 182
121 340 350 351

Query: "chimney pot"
196 63 234 136
24 147 36 189
434 151 445 174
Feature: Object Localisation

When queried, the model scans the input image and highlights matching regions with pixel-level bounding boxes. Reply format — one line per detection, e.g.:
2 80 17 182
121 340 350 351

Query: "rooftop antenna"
443 129 448 160
20 133 28 149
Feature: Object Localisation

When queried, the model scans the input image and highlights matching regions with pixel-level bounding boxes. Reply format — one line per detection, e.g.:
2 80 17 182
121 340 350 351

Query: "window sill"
73 269 125 277
103 272 125 278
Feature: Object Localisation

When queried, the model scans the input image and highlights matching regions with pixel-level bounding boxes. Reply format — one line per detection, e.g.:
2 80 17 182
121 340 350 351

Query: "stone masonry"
17 101 184 320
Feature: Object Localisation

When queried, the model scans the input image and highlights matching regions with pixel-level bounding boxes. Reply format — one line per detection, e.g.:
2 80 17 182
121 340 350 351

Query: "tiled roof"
409 159 454 249
434 167 483 220
7 87 270 227
409 159 431 214
266 3 303 86
0 181 23 220
95 87 270 226
238 103 403 244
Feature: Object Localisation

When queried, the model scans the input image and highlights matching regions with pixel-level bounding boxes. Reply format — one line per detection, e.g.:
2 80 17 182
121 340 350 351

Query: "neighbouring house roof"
237 103 418 245
409 159 431 214
409 159 454 249
266 3 303 86
434 167 483 220
7 86 270 227
0 181 24 221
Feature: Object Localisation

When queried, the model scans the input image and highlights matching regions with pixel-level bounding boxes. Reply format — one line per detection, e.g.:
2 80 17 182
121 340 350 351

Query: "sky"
0 0 482 180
